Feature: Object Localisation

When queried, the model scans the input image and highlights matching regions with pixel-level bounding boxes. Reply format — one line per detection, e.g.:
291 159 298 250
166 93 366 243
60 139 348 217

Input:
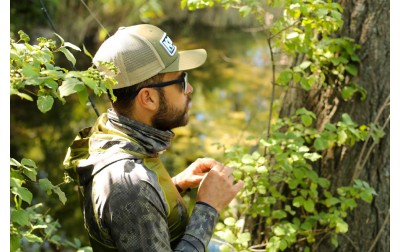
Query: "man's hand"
172 158 220 192
196 164 244 213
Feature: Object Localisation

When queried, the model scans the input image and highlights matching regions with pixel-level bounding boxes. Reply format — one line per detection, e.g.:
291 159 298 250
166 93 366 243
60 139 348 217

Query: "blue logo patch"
160 33 177 56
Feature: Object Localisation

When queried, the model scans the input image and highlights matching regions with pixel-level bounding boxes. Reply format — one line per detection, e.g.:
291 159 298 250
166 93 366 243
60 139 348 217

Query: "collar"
106 109 175 155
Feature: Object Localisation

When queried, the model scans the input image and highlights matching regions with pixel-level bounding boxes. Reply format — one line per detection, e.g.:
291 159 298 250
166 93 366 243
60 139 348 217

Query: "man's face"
151 72 193 131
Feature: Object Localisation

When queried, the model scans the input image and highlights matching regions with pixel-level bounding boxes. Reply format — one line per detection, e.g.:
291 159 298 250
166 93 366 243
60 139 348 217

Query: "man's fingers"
233 180 244 193
212 163 225 172
195 158 220 172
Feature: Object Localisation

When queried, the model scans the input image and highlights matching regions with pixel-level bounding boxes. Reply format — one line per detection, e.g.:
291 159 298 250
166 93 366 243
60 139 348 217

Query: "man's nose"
186 83 194 94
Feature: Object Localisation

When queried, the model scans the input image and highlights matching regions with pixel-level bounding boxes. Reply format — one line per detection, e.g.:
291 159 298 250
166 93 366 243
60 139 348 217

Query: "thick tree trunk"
279 0 390 251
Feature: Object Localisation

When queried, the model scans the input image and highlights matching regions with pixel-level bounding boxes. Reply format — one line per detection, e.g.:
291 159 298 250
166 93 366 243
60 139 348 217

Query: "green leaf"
335 219 348 233
37 95 54 113
301 114 313 126
299 61 312 69
53 187 67 204
22 64 40 78
279 239 288 250
273 226 285 236
224 217 236 226
10 177 22 188
317 177 330 188
64 42 81 51
11 186 33 204
54 33 65 45
11 209 30 226
277 69 293 85
77 247 94 252
342 86 356 101
10 158 21 167
59 47 76 66
292 196 304 208
241 154 254 164
304 152 322 161
59 78 84 97
237 232 251 244
39 178 54 191
331 234 339 247
24 233 43 243
10 234 21 252
257 184 266 194
325 197 340 207
314 137 329 150
272 210 287 219
287 32 299 39
345 64 358 76
300 77 312 90
18 30 30 42
304 199 315 212
82 44 93 59
239 6 251 17
21 158 37 181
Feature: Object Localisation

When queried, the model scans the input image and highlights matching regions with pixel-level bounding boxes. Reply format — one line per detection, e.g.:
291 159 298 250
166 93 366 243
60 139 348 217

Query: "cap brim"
160 49 207 73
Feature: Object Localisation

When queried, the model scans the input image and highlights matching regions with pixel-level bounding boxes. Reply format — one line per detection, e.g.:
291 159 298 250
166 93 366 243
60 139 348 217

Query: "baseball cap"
93 24 207 89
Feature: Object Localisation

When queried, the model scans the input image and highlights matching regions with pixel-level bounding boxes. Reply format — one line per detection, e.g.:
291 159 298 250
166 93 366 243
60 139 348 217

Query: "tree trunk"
279 0 390 251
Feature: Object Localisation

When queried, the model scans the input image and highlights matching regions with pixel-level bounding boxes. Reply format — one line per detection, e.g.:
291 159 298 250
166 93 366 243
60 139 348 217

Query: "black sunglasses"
146 72 189 94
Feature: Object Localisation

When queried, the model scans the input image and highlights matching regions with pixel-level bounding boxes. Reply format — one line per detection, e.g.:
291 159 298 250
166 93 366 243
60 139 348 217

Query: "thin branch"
367 209 390 252
340 233 360 252
352 95 390 181
263 35 276 156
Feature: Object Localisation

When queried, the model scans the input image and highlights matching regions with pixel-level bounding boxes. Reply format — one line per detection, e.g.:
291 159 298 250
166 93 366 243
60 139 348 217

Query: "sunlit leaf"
11 209 30 226
53 187 67 205
64 42 81 51
11 186 32 204
37 95 54 113
59 47 76 66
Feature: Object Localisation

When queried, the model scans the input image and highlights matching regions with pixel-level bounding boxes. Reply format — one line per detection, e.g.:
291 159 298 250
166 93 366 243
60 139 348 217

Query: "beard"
151 91 191 131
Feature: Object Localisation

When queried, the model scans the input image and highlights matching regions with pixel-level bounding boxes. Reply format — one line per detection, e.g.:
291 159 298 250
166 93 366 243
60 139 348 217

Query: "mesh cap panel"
93 24 207 89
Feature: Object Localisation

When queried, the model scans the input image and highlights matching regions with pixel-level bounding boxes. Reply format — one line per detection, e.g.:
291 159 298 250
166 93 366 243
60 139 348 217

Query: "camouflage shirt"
64 109 219 251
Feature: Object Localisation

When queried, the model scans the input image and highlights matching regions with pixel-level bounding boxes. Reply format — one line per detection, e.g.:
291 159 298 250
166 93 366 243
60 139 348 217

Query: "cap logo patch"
160 33 177 56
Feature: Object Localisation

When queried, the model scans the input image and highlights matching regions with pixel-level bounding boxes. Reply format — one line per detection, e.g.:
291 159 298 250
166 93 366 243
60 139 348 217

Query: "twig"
367 209 390 252
352 95 390 181
264 34 276 156
340 233 360 252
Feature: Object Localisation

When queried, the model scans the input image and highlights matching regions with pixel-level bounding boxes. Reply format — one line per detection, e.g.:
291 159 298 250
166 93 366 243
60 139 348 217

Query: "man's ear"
135 88 158 111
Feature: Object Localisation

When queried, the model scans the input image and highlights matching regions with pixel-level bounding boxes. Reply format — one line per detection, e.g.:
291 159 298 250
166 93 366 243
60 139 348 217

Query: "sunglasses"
145 72 189 94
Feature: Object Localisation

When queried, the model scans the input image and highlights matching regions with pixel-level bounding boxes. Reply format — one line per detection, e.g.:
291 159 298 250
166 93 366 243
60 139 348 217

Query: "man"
63 24 243 252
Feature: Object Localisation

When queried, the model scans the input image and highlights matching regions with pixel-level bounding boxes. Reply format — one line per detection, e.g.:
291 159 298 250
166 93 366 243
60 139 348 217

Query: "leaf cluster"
10 158 90 251
219 108 378 251
10 31 117 251
10 31 117 113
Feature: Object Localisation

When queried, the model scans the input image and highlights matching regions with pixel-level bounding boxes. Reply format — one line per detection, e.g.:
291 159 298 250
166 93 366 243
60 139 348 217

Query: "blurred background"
10 0 288 248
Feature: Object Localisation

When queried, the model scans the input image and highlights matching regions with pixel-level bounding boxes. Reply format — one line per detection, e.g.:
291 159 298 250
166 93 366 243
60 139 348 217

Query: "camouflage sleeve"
174 202 220 252
107 181 219 252
108 180 172 251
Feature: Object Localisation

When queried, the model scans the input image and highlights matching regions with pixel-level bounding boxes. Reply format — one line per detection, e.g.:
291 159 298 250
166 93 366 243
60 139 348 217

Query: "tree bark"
279 0 390 251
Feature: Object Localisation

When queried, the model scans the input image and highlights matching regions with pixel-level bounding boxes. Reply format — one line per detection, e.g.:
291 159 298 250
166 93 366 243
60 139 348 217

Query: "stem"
352 96 390 181
367 209 390 252
264 33 276 156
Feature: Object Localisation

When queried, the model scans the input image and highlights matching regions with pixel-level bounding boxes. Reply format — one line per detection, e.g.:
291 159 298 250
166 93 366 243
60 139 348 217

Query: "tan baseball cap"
93 24 207 89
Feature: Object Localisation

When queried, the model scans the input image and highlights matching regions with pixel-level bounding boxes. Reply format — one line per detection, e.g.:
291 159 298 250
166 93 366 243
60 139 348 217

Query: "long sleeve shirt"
64 110 219 251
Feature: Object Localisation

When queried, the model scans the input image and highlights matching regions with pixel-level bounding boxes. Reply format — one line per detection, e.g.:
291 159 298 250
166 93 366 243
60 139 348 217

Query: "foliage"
10 30 117 113
217 109 378 251
181 0 382 251
10 158 92 251
10 31 116 251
